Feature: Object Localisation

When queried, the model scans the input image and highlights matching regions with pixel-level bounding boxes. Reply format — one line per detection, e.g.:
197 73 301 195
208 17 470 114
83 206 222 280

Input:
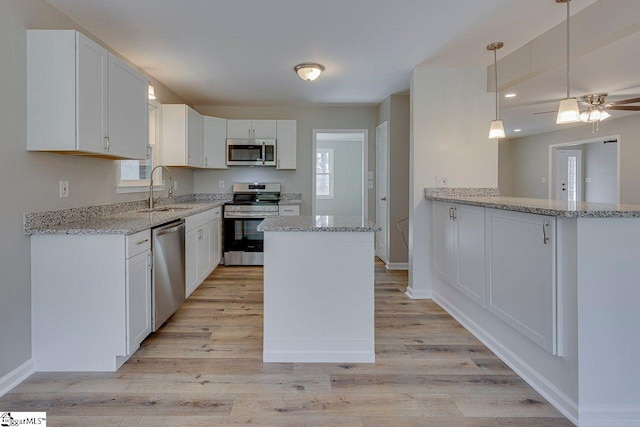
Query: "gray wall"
577 142 618 203
316 139 363 216
0 0 192 379
194 105 378 219
499 113 639 203
377 94 410 264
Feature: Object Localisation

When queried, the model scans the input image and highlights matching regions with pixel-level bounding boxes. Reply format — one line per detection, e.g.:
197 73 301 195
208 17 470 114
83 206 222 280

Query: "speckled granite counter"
279 193 302 205
258 215 380 232
425 189 640 218
25 201 223 235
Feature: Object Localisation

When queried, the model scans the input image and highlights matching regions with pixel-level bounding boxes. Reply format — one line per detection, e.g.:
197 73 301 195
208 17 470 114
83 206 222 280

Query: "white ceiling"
46 0 597 110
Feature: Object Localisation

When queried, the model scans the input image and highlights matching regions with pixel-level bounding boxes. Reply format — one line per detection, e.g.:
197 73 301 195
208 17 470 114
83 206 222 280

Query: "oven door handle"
262 142 266 165
224 212 277 218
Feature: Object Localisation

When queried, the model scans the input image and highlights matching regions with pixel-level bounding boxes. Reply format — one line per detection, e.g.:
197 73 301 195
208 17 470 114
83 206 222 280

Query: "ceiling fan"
534 92 640 122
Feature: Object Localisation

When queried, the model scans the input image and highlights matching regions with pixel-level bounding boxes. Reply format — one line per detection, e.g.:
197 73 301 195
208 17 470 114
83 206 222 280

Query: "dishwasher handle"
154 220 185 237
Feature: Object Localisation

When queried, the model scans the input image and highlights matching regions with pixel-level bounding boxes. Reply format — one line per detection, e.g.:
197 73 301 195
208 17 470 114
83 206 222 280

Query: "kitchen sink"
137 206 192 213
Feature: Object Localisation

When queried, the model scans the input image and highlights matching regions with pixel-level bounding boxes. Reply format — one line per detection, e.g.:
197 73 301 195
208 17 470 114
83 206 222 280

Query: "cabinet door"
203 116 228 169
485 208 556 354
126 250 152 354
187 107 203 167
185 228 199 297
227 120 252 139
455 204 486 305
195 224 212 284
77 32 108 155
107 54 148 160
252 120 277 138
210 219 221 269
276 120 296 169
433 202 456 285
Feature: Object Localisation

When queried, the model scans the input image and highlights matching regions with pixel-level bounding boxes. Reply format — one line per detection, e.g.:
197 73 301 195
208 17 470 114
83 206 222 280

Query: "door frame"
312 129 368 221
375 121 389 262
548 134 621 203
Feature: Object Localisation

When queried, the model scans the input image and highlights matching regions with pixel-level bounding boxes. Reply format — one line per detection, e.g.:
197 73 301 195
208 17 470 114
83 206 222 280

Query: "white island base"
260 217 377 363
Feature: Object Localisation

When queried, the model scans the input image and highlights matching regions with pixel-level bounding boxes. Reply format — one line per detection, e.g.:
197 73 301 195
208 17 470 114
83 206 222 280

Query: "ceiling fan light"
600 110 611 121
556 98 581 124
580 111 589 122
294 63 325 82
488 120 505 139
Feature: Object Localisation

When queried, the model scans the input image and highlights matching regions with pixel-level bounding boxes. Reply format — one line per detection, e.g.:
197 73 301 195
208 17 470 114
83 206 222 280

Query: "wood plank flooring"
0 260 572 426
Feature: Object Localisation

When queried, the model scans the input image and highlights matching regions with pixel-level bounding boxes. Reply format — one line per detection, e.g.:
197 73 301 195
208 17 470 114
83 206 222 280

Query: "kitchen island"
423 188 640 427
258 216 380 363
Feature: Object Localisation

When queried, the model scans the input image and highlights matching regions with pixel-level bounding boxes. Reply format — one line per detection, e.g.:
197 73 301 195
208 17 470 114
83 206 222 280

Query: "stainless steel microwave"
226 138 276 166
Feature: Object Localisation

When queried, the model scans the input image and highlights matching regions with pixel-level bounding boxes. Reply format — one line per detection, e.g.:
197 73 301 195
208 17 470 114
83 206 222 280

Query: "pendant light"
487 42 505 139
148 83 156 100
556 0 581 124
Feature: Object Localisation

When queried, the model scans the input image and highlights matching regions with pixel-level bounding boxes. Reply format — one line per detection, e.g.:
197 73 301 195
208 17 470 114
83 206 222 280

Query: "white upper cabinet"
276 120 297 169
27 30 148 160
161 104 204 168
203 116 228 169
227 119 276 139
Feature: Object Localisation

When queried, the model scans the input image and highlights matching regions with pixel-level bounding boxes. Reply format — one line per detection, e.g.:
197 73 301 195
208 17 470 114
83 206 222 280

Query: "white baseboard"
263 351 375 363
0 359 35 398
386 262 408 270
579 405 640 426
405 286 432 299
433 290 579 426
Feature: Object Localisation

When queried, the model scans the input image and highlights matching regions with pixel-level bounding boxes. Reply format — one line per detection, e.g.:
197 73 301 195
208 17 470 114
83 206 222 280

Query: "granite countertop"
278 200 302 206
27 201 224 235
425 193 640 218
258 215 380 232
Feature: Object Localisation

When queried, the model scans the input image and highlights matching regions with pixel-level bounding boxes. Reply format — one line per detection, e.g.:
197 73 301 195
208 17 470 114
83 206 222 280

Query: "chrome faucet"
149 165 173 209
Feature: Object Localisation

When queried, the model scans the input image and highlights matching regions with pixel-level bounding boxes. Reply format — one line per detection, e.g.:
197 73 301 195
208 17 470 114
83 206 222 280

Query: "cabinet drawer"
211 206 221 221
186 209 216 232
126 229 151 259
278 205 300 216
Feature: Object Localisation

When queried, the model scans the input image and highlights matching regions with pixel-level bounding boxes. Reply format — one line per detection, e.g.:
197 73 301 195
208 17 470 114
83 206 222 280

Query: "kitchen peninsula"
423 188 640 426
258 216 380 363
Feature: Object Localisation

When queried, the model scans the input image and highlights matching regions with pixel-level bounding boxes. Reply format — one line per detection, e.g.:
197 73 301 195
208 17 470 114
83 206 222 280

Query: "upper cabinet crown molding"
27 30 148 160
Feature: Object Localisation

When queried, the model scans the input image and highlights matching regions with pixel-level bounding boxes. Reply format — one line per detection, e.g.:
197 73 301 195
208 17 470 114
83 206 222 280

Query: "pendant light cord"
566 0 571 99
494 47 499 120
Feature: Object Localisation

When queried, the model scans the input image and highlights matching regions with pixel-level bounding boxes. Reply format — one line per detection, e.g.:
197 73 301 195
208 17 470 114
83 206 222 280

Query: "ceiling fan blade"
609 97 640 105
533 110 557 115
607 105 640 111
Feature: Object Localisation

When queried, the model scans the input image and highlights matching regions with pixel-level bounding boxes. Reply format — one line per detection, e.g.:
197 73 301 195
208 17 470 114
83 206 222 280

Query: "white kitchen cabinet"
162 104 204 168
227 119 277 139
27 30 148 160
276 120 297 169
433 202 485 306
126 239 152 355
31 229 152 371
185 207 222 297
485 208 557 354
203 116 228 169
278 205 300 216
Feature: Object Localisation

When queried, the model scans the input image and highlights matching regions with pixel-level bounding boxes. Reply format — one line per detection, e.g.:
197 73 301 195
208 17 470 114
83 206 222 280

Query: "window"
316 148 334 199
116 100 163 193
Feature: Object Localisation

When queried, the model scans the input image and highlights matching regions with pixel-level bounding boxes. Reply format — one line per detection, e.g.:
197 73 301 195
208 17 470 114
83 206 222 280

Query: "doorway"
554 150 583 202
312 130 368 220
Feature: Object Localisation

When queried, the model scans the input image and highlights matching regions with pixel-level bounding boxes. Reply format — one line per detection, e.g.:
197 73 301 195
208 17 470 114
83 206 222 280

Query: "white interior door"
376 122 389 262
555 149 583 202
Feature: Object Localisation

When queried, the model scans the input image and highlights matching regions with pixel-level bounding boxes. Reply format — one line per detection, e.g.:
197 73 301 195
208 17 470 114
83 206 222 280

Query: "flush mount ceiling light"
504 93 517 98
148 83 156 100
487 42 505 139
294 63 325 82
556 0 581 124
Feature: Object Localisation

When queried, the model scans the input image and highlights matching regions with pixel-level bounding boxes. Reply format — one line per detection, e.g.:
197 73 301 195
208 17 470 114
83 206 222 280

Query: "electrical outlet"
218 180 225 189
368 171 374 180
368 180 374 189
59 180 69 198
436 176 448 187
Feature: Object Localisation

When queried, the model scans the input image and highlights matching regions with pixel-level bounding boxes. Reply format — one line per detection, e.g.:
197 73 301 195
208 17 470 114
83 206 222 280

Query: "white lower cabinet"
278 205 300 216
31 229 152 371
185 207 222 297
485 208 557 354
433 202 485 306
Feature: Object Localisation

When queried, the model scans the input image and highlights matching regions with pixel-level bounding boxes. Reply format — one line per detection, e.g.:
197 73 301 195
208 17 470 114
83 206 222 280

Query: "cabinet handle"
542 220 550 244
136 238 149 245
188 154 192 165
147 252 152 268
103 136 110 152
277 159 280 168
198 229 203 240
448 207 453 220
452 206 457 221
205 156 208 167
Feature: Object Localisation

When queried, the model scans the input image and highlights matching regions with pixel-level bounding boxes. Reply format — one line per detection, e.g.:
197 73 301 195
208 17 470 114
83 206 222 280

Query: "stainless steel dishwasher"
152 219 186 331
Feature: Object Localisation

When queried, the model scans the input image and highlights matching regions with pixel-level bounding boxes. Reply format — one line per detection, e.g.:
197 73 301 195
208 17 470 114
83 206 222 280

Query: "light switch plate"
368 171 374 180
218 180 225 189
585 177 592 183
59 180 69 198
368 180 374 189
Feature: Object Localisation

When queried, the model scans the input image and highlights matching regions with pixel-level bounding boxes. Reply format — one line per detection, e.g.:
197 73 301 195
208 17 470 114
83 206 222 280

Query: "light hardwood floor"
0 260 572 426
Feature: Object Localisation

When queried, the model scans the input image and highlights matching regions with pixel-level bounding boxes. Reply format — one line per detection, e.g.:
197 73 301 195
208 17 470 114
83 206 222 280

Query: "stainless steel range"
223 182 280 266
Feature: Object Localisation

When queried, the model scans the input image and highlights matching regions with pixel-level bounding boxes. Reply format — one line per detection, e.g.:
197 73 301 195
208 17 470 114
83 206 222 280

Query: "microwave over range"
226 138 276 166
